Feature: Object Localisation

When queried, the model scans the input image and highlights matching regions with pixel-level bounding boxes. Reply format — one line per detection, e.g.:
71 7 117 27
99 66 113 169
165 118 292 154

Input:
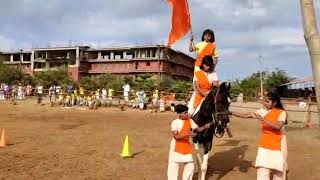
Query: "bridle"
211 86 231 138
213 87 230 120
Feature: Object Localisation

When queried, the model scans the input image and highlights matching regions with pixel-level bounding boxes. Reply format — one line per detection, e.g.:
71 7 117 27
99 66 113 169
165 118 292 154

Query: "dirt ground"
0 99 319 180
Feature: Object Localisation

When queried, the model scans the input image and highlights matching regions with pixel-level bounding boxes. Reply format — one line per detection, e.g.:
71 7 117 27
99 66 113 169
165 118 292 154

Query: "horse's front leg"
193 143 203 180
193 143 203 165
200 153 209 180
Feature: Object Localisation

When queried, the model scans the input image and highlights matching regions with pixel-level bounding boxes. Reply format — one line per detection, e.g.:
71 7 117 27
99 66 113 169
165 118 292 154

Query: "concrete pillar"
123 51 127 59
45 52 48 59
31 50 34 75
98 52 102 60
46 62 50 69
110 52 114 59
76 47 80 66
20 54 24 62
160 48 163 58
10 54 13 62
67 52 70 59
134 50 137 59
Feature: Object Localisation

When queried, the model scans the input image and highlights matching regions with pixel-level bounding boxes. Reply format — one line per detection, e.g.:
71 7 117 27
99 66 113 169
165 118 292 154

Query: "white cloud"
0 0 317 80
260 27 305 46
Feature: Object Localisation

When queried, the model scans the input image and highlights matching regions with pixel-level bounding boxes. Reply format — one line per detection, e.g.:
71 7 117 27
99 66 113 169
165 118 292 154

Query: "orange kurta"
174 119 192 155
259 109 284 150
254 108 287 172
195 43 216 67
193 71 212 108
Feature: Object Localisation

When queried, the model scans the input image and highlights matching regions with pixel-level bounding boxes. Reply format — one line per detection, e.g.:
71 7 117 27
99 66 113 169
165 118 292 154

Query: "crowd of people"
0 82 179 112
0 83 33 103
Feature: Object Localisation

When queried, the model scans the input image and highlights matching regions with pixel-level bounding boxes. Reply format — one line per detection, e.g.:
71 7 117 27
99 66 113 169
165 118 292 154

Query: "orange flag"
167 0 191 46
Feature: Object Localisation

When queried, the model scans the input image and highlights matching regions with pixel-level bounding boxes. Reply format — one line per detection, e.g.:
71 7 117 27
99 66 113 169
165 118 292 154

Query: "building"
0 45 194 81
277 77 315 99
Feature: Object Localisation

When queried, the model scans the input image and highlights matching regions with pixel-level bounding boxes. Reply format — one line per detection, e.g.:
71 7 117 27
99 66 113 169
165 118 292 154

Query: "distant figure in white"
122 83 130 103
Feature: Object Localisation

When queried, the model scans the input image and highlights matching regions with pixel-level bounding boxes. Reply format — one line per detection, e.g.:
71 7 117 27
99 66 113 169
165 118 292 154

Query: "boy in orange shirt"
167 104 211 180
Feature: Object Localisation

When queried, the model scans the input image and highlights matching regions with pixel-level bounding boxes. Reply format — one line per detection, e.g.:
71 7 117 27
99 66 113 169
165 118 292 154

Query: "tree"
34 68 72 88
78 76 96 90
0 64 24 84
78 74 124 91
231 69 292 98
264 69 293 91
300 0 320 122
159 76 175 91
134 73 156 91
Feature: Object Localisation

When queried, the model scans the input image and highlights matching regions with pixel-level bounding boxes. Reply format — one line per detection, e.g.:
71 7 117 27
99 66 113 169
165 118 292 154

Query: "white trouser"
124 95 129 102
167 162 194 180
257 167 283 180
139 102 144 109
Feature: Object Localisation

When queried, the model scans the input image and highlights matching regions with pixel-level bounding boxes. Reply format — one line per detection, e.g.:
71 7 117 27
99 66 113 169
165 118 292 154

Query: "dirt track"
0 100 319 180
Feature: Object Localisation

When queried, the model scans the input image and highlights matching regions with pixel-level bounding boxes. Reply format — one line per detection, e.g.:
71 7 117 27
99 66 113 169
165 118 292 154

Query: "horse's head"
212 82 231 136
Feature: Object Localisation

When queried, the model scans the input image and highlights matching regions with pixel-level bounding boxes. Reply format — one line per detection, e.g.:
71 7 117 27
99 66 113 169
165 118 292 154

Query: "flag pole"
186 0 198 57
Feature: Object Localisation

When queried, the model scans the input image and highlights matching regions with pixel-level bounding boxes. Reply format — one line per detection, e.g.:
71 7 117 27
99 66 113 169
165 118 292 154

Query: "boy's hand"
253 113 263 121
204 123 211 129
189 131 197 137
190 35 194 41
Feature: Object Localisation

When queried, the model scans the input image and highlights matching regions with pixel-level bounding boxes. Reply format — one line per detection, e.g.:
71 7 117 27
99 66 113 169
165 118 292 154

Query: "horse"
191 82 232 180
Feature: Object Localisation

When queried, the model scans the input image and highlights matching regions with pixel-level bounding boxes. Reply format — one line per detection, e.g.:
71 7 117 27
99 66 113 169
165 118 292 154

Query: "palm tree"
300 0 320 122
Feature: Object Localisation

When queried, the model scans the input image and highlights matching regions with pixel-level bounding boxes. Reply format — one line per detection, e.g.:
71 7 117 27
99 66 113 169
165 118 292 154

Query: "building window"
146 62 150 66
135 62 138 69
146 49 150 57
151 49 156 57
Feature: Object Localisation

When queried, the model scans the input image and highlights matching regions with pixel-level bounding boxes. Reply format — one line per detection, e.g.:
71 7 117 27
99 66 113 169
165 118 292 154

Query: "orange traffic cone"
0 129 8 147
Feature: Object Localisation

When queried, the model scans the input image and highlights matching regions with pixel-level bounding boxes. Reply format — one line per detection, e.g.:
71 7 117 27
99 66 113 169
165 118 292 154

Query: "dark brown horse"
191 82 231 180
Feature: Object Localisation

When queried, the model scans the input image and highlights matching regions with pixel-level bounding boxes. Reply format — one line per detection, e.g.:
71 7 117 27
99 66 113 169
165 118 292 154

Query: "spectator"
122 83 130 103
138 88 145 110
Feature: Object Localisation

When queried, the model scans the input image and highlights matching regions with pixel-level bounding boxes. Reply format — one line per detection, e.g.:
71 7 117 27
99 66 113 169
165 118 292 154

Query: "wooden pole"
157 45 161 85
300 0 320 123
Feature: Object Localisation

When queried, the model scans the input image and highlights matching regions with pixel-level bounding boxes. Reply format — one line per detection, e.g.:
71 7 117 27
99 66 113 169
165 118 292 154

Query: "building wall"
169 51 194 67
162 62 193 80
89 62 131 73
68 66 79 81
1 46 194 81
134 60 162 72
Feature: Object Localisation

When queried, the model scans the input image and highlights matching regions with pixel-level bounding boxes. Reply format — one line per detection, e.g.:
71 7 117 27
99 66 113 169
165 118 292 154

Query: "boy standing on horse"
168 104 211 180
189 29 219 71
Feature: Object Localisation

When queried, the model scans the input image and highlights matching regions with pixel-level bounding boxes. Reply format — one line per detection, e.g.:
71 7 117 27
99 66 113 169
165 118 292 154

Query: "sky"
0 0 319 81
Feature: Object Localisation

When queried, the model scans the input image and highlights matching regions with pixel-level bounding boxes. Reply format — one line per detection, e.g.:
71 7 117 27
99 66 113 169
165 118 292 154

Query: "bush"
34 68 72 88
133 73 156 92
231 69 292 98
0 64 24 84
78 74 123 91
